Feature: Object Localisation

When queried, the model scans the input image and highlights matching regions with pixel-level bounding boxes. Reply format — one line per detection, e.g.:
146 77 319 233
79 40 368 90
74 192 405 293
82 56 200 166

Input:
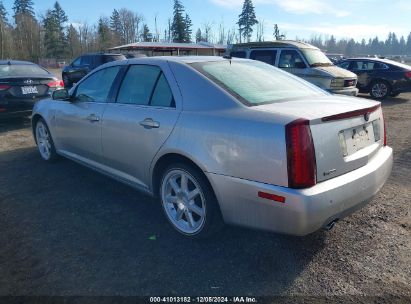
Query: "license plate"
21 86 38 95
339 123 375 156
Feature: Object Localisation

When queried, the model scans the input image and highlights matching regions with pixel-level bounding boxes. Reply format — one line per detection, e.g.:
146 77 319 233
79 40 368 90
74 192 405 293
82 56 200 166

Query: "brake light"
286 119 317 189
0 84 11 90
0 108 5 112
47 80 64 88
405 71 411 78
322 104 380 122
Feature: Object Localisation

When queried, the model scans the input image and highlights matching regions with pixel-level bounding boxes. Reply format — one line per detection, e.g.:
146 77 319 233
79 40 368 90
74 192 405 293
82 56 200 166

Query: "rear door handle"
86 114 100 122
139 118 160 129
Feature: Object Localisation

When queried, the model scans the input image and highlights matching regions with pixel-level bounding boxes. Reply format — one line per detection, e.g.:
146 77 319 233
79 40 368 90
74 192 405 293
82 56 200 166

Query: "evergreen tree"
141 24 151 42
171 0 186 43
43 2 68 59
184 14 192 43
0 1 8 23
273 24 284 40
67 23 80 57
110 9 123 44
237 0 258 42
195 28 203 43
98 17 111 50
406 33 411 55
13 0 35 18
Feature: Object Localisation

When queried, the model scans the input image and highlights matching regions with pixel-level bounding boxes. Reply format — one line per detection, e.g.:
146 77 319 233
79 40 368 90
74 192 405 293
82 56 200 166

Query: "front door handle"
139 118 160 129
86 114 100 122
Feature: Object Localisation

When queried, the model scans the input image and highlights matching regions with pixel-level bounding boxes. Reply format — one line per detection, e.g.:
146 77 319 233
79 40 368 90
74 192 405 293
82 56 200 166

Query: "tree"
195 28 203 43
141 23 151 42
406 33 411 55
273 24 285 40
67 23 80 58
43 2 68 59
0 1 7 23
237 0 258 43
97 17 112 50
171 0 186 42
13 0 35 18
0 0 12 59
184 14 192 42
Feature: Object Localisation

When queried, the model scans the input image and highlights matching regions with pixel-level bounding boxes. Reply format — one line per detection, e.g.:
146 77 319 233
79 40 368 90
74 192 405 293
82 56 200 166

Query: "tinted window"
352 61 375 70
250 50 277 65
0 64 50 77
337 61 350 69
278 50 304 68
74 66 121 102
81 56 93 66
151 74 174 107
117 65 161 105
191 60 325 106
230 51 246 58
72 57 81 67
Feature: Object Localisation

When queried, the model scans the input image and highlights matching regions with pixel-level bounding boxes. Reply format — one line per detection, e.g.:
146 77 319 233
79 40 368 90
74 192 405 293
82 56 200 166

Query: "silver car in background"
32 56 393 238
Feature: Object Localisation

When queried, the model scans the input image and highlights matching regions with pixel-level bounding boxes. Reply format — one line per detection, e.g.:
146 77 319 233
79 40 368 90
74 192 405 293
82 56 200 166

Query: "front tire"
370 80 390 99
159 163 224 238
35 119 58 162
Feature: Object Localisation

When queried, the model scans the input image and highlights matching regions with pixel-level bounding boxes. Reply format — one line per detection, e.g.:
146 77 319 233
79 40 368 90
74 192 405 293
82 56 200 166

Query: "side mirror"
52 89 70 101
295 62 307 69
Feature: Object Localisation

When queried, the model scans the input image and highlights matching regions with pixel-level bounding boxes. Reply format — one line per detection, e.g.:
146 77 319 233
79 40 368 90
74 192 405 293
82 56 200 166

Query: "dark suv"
62 53 126 87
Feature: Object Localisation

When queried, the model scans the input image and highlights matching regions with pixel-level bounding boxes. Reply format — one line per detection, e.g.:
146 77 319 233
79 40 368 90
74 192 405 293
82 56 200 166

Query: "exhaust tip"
324 219 339 231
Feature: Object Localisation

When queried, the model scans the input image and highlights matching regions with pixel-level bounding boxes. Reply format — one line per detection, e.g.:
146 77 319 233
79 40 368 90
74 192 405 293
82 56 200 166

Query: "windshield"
190 60 326 106
301 49 333 67
0 64 50 77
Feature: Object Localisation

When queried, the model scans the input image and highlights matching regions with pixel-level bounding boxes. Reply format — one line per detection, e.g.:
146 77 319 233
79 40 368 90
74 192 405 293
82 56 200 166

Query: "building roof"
109 41 226 52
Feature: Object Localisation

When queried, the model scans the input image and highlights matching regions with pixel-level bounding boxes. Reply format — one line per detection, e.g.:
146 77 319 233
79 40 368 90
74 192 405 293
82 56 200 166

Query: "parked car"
228 40 359 96
336 58 411 99
62 53 126 87
32 57 393 238
0 60 63 119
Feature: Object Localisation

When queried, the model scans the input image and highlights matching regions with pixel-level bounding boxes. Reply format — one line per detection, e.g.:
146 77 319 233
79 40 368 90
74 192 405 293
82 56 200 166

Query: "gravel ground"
0 93 410 300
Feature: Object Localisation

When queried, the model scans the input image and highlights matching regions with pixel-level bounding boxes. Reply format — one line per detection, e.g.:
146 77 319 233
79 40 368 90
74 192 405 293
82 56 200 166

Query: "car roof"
342 57 411 68
231 40 318 50
81 53 124 57
126 56 239 65
0 60 36 65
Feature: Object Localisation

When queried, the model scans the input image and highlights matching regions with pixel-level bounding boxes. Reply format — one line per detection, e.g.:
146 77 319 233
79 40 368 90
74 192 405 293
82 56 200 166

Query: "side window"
117 65 161 105
353 61 374 71
337 61 350 70
151 74 175 107
73 66 121 102
72 57 81 67
278 50 304 68
374 62 389 70
250 50 277 65
230 51 246 58
81 56 93 66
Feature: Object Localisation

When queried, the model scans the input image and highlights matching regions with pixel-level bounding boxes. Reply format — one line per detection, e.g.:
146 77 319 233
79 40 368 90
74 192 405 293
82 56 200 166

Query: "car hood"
309 65 357 79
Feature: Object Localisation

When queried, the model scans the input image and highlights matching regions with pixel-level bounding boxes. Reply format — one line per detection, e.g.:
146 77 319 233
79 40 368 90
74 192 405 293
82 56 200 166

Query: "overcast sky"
2 0 410 41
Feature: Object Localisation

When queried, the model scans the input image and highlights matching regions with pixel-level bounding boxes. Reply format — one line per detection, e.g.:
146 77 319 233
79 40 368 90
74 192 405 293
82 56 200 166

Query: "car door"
54 65 122 164
349 60 375 90
101 63 181 190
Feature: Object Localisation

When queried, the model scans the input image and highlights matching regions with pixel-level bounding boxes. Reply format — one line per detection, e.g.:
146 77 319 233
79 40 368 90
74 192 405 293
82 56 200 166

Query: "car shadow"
0 147 326 296
357 93 410 107
0 117 32 134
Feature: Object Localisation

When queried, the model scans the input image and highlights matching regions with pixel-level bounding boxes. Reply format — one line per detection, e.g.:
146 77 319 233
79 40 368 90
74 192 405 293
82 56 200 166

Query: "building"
108 42 226 57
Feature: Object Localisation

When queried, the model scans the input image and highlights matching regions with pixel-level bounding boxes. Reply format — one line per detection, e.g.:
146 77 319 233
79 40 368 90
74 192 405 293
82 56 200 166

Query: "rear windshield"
0 64 50 77
103 55 126 63
190 60 326 106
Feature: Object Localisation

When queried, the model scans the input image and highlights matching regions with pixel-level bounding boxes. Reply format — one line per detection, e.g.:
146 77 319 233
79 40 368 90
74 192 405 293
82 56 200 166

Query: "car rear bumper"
0 109 32 119
329 87 359 96
206 146 393 236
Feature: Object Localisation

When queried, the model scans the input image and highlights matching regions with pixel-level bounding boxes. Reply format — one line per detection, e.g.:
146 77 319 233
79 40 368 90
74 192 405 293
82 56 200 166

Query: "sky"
2 0 411 42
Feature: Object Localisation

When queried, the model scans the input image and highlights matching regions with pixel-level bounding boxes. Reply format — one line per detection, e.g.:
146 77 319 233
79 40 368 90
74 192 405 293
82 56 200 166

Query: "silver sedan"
32 56 393 238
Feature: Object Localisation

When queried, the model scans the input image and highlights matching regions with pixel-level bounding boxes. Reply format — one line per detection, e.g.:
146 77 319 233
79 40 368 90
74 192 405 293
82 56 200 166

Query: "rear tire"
370 80 390 99
159 163 224 239
34 118 58 162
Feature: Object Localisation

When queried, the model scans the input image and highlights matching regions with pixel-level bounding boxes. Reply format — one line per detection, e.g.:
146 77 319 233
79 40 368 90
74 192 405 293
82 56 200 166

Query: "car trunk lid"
255 95 384 184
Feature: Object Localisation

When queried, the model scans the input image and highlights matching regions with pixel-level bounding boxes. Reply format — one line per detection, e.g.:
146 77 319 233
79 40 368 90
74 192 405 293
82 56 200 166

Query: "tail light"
0 108 6 112
286 119 317 189
405 71 411 78
47 80 64 88
0 84 11 90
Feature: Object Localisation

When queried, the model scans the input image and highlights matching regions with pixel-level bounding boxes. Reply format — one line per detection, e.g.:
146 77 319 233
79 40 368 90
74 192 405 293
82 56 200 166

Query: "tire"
159 163 224 238
34 118 58 162
370 80 390 99
62 74 71 88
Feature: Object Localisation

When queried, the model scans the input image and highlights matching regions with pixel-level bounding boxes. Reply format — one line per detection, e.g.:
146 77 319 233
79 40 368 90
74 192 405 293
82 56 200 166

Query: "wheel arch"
31 113 44 144
151 152 210 197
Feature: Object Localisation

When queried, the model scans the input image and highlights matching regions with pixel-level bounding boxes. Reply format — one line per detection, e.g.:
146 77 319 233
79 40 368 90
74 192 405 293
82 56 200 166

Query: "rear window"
103 55 126 63
190 60 326 106
0 64 50 77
